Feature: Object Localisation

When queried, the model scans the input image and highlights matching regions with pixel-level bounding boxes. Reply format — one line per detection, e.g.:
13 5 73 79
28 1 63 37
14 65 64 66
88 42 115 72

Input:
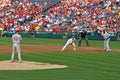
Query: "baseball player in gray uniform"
11 30 22 62
61 36 76 52
102 30 111 51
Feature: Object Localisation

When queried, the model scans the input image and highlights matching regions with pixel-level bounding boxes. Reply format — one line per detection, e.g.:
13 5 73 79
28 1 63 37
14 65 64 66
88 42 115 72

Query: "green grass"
0 37 120 80
0 37 120 49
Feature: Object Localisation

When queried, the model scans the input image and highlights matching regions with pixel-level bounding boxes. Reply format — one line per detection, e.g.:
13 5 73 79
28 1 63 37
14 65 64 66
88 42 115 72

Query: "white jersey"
102 31 111 40
61 37 76 52
12 33 22 44
67 38 76 44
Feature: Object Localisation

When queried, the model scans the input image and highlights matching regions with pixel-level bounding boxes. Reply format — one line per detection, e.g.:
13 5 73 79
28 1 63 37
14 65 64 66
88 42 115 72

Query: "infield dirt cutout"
0 45 120 70
0 45 120 53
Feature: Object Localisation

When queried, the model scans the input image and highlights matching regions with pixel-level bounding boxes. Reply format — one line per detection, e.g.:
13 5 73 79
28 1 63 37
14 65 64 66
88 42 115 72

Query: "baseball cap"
15 30 20 33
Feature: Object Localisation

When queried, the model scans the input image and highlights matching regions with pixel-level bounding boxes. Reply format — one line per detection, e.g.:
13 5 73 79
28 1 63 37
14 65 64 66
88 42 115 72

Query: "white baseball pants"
104 38 110 51
11 43 22 62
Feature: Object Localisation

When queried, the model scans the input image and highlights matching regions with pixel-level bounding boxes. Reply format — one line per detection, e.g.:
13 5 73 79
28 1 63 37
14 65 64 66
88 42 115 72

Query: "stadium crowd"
0 0 120 37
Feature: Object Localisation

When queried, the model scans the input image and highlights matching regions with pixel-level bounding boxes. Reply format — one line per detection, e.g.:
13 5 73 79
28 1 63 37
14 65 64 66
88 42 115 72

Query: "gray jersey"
12 33 22 44
102 31 111 40
67 38 76 44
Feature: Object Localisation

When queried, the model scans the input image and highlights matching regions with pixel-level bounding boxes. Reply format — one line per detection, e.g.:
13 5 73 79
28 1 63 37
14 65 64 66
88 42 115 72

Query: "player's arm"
101 30 104 36
19 35 22 41
106 33 111 40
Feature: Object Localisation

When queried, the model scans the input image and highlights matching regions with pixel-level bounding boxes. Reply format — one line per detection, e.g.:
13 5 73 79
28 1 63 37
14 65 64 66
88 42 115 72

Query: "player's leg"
104 40 106 51
106 39 111 51
72 43 76 51
78 38 82 47
61 42 69 52
11 44 15 62
16 44 22 62
104 40 107 51
85 37 89 47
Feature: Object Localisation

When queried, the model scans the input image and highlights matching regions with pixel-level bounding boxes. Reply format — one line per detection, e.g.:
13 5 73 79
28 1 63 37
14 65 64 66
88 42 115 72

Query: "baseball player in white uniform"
61 36 76 52
101 30 111 51
11 30 22 62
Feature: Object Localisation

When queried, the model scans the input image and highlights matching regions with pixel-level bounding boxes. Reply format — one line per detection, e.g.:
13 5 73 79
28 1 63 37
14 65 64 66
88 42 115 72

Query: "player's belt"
13 43 20 44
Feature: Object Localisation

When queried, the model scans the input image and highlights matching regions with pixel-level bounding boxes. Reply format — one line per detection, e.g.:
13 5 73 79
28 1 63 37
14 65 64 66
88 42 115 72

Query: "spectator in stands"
0 0 119 35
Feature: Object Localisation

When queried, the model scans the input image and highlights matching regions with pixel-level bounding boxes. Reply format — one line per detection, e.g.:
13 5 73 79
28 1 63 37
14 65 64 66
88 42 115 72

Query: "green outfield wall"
5 32 117 40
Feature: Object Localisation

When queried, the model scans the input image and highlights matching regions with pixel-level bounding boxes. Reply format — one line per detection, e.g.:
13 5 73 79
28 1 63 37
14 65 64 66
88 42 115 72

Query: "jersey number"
14 36 18 41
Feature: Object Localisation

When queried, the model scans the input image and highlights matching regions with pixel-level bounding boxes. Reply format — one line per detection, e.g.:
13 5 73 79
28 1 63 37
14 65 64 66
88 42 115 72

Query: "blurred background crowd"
0 0 120 39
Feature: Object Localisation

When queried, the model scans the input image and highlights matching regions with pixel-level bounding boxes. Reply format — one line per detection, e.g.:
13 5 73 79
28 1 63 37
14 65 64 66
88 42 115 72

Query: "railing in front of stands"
3 31 117 40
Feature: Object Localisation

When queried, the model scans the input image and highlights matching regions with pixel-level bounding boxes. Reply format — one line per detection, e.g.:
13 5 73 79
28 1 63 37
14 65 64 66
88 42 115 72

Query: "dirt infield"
0 45 119 70
0 45 120 53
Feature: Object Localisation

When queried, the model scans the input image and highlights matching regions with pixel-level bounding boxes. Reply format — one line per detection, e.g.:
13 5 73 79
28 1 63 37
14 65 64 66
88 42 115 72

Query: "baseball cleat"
106 49 111 52
11 60 14 62
19 61 22 63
